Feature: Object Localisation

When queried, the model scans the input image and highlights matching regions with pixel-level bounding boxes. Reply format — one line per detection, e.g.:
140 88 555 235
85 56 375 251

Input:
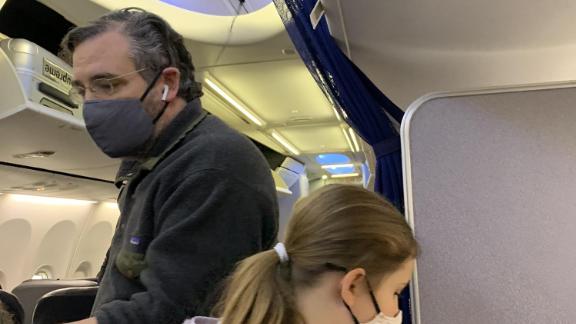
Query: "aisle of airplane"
1 0 575 323
0 0 368 293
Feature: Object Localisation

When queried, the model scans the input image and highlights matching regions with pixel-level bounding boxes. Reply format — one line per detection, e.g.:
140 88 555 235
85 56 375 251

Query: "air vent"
288 116 313 123
3 180 78 193
13 151 55 159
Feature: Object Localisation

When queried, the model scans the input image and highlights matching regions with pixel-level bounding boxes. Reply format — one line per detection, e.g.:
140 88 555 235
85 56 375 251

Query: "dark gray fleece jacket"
92 99 278 324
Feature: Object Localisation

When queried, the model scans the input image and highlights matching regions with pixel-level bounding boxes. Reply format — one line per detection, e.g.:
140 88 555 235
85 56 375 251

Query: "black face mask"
83 70 169 158
343 276 384 324
324 263 402 324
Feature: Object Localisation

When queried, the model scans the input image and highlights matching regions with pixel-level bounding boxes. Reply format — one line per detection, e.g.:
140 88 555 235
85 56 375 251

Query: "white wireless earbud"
161 85 169 101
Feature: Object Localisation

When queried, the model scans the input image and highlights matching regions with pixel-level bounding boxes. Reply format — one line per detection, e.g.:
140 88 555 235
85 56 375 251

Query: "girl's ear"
340 268 367 307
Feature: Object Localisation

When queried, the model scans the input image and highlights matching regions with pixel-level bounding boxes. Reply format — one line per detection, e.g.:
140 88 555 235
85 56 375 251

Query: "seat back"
33 286 98 324
0 290 24 324
11 279 97 324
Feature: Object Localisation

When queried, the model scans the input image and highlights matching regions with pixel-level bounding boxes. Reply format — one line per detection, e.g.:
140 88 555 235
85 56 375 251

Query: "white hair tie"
273 242 290 263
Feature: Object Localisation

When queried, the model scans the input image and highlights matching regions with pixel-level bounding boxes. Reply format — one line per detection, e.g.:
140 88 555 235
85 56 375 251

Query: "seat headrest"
12 279 98 324
33 286 98 324
0 290 25 324
15 279 97 289
42 286 98 298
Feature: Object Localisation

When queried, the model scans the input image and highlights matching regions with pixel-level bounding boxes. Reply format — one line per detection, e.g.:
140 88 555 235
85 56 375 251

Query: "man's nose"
84 89 97 101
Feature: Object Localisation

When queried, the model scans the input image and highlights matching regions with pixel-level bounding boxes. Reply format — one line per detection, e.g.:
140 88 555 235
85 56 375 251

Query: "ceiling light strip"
331 173 360 178
205 78 264 127
321 163 354 169
271 131 300 156
342 127 354 152
331 106 342 121
348 128 360 152
9 194 97 206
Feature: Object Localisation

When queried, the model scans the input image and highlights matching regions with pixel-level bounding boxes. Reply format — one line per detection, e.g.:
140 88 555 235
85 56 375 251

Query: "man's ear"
340 268 367 307
161 67 181 101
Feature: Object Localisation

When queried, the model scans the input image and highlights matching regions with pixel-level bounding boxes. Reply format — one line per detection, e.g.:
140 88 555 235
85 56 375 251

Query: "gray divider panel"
402 83 576 324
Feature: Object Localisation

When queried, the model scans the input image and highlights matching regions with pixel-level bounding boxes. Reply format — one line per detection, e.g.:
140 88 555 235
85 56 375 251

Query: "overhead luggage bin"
0 38 119 181
0 38 294 193
402 82 576 324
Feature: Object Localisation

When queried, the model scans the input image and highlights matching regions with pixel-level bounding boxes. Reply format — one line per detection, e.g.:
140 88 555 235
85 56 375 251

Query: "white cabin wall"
67 202 118 279
0 214 31 290
0 194 119 291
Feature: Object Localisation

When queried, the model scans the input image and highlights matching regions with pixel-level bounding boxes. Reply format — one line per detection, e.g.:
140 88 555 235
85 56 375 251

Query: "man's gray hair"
61 7 203 101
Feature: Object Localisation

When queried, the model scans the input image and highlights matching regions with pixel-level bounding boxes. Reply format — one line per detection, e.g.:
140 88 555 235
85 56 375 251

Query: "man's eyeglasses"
69 68 147 104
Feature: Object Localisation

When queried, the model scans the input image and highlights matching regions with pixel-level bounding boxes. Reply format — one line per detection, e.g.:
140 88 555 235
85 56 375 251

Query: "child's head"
0 291 24 324
217 184 418 324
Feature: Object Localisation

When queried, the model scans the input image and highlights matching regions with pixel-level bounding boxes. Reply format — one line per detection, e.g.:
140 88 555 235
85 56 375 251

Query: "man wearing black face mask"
61 8 278 324
80 68 170 158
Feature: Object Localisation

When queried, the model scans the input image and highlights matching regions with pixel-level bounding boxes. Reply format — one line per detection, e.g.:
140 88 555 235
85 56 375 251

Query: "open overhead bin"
0 38 292 195
0 38 119 181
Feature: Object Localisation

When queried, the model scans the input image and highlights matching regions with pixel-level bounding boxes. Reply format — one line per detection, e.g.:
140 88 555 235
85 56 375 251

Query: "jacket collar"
114 99 205 187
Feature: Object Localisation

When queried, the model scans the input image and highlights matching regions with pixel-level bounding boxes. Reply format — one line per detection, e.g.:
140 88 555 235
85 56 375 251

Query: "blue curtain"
273 0 411 322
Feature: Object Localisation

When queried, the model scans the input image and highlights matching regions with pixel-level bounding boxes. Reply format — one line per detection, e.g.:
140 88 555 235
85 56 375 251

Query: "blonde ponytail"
215 185 418 324
216 249 302 324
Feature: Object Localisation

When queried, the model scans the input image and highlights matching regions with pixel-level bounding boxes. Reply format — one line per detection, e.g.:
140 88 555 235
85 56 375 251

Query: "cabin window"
73 261 92 279
31 271 49 280
32 267 52 280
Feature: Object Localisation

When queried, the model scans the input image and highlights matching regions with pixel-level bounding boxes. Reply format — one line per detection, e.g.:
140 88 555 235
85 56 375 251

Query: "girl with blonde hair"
186 184 418 324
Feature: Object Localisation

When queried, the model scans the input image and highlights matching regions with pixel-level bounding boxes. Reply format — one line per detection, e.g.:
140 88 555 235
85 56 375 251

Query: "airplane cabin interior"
0 0 575 323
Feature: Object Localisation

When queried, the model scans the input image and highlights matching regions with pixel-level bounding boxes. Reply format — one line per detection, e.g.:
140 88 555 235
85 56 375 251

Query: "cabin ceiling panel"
0 109 119 181
323 0 576 109
186 32 296 70
278 125 349 153
208 61 336 125
39 0 285 45
0 164 118 201
160 0 273 17
201 90 286 152
327 0 576 52
28 0 367 174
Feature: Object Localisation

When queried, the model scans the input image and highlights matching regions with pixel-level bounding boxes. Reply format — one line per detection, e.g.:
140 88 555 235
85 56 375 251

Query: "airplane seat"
32 286 98 324
0 290 25 324
11 279 97 324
